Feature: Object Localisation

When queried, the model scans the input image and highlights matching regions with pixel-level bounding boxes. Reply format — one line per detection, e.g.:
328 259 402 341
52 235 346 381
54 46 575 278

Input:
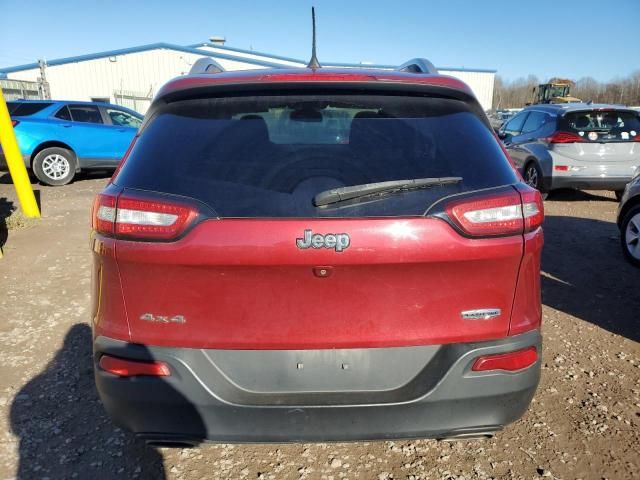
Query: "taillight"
633 134 640 142
472 346 537 372
92 193 198 241
11 119 19 127
115 197 198 240
99 355 170 377
445 187 543 237
92 193 117 236
518 186 544 233
544 131 585 144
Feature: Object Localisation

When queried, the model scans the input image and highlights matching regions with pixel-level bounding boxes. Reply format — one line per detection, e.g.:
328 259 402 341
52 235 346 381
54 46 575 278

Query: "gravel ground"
0 173 638 480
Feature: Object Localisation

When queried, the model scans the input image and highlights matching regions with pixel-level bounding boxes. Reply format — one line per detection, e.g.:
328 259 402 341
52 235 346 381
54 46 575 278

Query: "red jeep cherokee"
91 61 544 445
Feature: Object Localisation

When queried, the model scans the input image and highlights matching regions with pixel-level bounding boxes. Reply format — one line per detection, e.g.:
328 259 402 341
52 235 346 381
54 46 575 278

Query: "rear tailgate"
108 88 526 350
115 217 523 349
554 109 640 169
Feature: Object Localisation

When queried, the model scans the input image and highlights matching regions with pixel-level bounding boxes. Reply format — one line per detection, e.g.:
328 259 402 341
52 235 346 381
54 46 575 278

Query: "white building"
0 42 496 112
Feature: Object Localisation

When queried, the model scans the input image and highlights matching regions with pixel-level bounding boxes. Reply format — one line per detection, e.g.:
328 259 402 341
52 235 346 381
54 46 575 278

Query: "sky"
0 0 638 82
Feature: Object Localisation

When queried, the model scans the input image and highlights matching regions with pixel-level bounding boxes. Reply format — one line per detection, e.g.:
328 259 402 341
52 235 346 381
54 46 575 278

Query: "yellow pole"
0 87 40 218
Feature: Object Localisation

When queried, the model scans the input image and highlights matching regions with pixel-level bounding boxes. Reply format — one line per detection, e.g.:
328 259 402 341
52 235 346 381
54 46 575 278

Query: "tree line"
492 71 640 109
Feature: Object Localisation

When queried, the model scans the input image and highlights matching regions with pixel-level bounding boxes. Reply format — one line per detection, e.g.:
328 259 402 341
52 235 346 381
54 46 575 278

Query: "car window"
115 94 518 218
521 111 549 134
560 110 640 142
502 113 528 136
106 108 142 128
55 106 72 121
68 105 103 124
7 102 52 116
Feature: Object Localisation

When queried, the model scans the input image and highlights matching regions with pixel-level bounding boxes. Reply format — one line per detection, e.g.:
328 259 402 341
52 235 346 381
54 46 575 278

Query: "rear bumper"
94 330 541 443
551 175 633 191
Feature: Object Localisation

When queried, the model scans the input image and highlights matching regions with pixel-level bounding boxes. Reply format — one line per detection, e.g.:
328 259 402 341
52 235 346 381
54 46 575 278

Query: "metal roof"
0 42 497 75
0 43 289 74
190 42 497 73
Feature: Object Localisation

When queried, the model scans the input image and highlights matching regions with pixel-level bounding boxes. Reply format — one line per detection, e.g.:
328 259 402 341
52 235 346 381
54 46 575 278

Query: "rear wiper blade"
313 177 463 207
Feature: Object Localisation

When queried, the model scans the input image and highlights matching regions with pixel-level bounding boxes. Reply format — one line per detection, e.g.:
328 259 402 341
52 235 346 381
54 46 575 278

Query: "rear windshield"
560 110 640 142
7 102 52 116
115 94 517 218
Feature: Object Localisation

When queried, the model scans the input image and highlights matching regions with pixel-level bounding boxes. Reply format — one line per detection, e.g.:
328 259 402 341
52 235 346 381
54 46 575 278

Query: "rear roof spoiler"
396 58 438 75
189 58 225 74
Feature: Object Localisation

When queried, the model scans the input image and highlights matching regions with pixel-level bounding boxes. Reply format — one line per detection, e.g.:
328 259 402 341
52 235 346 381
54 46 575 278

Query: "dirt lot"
0 173 638 480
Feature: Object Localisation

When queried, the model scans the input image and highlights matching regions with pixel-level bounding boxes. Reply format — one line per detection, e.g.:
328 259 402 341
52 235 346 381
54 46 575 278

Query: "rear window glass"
55 106 72 121
7 102 52 116
115 94 517 218
560 110 640 142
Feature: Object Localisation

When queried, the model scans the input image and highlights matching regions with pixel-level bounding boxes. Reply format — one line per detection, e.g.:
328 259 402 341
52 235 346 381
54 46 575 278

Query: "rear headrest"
602 113 619 128
573 115 590 129
239 115 270 144
349 111 389 147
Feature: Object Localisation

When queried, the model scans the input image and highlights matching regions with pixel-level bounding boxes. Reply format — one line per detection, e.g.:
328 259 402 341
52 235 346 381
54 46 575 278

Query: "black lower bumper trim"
94 330 541 442
551 176 633 191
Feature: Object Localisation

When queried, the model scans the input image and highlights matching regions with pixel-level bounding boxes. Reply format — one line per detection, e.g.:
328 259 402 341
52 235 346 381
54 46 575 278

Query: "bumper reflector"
99 355 170 377
472 346 537 372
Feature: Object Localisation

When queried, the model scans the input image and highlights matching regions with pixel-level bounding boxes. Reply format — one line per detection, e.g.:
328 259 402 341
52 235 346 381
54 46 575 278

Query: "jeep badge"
296 229 350 252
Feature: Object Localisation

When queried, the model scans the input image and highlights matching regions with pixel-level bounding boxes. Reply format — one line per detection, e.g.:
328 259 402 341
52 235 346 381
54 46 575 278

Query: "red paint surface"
92 215 545 349
155 68 474 99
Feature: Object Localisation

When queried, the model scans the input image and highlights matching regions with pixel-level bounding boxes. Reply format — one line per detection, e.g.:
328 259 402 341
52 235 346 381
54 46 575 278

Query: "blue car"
0 100 142 185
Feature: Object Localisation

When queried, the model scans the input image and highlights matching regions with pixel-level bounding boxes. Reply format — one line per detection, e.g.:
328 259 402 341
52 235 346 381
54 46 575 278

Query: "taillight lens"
99 355 170 377
446 190 524 237
472 346 538 372
445 187 544 237
633 134 640 142
115 197 198 240
544 131 585 144
518 186 544 233
92 193 117 236
92 193 198 241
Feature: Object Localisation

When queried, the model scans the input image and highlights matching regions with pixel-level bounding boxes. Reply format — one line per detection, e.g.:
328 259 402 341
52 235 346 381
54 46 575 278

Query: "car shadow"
0 197 15 251
0 171 14 185
0 169 114 186
9 324 170 479
548 189 616 202
541 215 639 342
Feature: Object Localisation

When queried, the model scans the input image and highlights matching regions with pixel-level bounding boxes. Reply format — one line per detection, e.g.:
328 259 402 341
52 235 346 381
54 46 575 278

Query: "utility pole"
37 59 50 100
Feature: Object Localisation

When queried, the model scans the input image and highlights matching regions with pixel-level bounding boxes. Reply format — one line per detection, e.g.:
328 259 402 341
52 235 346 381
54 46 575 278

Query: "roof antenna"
307 7 321 69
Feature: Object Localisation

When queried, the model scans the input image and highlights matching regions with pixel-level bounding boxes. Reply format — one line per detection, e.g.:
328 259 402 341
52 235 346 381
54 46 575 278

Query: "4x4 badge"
296 229 350 252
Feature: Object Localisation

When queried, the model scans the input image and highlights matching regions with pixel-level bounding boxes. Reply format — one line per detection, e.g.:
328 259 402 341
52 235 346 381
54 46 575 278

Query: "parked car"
488 111 511 130
617 174 640 266
498 104 640 199
91 63 544 444
0 100 142 186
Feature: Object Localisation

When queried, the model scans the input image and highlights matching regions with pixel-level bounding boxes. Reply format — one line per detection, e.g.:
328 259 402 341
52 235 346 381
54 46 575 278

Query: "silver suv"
498 104 640 199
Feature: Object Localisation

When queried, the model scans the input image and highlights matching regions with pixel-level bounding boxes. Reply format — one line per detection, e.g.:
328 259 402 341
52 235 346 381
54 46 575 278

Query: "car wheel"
524 162 548 199
32 147 77 186
620 205 640 267
614 190 624 202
